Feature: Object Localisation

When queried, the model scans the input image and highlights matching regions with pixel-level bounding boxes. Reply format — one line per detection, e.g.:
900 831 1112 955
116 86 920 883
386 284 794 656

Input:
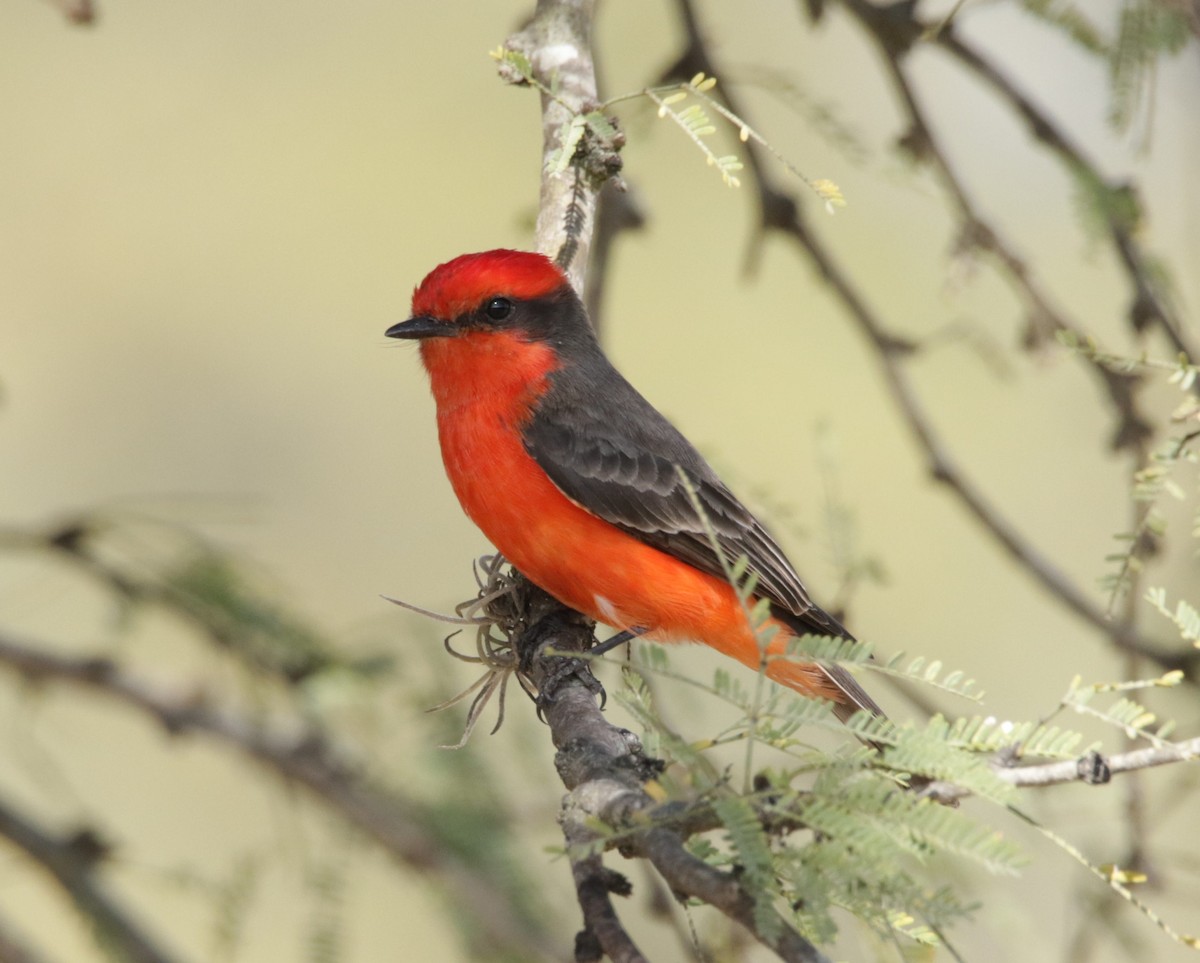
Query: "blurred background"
1 0 1198 960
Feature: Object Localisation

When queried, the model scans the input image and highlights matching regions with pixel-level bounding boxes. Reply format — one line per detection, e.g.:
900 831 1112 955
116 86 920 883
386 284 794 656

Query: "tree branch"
0 795 185 963
0 632 560 963
835 0 1196 362
499 579 831 963
922 738 1200 804
842 2 1152 451
668 0 1200 682
505 0 603 295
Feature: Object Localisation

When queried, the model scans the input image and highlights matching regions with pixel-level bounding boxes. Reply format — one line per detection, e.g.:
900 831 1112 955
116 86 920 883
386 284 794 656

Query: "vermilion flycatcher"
387 250 881 721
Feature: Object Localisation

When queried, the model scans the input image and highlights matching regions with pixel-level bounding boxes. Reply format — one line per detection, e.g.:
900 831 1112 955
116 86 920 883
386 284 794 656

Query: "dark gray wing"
522 362 850 639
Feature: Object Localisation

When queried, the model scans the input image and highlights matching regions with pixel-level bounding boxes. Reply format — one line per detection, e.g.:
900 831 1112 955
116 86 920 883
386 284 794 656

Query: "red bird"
387 250 882 722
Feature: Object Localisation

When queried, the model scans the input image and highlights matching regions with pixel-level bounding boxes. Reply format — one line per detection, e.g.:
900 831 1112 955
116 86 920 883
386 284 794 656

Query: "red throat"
419 329 559 417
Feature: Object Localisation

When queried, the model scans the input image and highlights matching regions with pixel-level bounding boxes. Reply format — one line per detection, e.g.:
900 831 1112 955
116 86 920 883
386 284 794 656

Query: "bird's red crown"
411 250 567 321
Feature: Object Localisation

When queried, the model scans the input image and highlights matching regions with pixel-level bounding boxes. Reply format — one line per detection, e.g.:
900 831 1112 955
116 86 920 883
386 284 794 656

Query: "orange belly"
433 393 843 705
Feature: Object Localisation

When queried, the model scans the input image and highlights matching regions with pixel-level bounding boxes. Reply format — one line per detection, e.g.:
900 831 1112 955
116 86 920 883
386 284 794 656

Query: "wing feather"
522 362 849 639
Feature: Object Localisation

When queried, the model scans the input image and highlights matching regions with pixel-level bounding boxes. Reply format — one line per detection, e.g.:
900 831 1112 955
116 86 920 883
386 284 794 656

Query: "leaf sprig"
492 46 845 210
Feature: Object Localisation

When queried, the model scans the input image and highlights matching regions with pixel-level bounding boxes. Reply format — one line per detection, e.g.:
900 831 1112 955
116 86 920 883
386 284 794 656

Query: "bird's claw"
513 609 608 719
535 656 606 720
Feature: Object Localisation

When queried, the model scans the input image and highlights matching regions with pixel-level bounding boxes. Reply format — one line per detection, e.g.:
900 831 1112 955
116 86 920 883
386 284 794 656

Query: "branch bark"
508 582 831 963
506 0 602 295
923 739 1200 804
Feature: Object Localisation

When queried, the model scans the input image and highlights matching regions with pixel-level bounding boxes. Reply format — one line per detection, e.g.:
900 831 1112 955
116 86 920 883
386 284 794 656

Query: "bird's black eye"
484 297 513 321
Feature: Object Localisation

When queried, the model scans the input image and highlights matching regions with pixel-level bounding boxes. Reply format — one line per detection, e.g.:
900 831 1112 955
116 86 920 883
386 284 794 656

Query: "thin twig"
922 738 1200 803
0 796 185 963
668 0 1199 682
837 0 1196 362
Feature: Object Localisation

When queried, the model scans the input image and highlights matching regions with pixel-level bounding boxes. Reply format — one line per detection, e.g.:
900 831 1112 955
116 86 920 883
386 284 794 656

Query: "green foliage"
1060 671 1184 743
874 652 986 702
306 849 347 963
1020 0 1107 54
712 795 784 941
1021 0 1194 133
1145 587 1200 645
643 76 746 189
1108 0 1192 131
613 654 1017 949
872 717 1017 805
1057 333 1200 608
800 772 1024 874
1069 162 1143 245
160 853 265 962
781 631 875 666
164 553 344 682
211 854 262 962
941 714 1086 759
614 625 1200 955
617 663 724 791
633 337 1199 952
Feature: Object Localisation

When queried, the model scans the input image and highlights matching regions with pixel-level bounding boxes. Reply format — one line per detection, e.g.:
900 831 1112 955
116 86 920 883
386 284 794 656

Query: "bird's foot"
514 608 607 717
536 656 606 718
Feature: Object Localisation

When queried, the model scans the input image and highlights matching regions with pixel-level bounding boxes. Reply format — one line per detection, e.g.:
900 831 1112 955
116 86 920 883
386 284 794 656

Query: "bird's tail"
764 637 886 723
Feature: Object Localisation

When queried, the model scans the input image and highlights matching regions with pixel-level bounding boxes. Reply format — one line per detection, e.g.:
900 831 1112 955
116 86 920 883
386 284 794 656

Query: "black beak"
385 316 453 340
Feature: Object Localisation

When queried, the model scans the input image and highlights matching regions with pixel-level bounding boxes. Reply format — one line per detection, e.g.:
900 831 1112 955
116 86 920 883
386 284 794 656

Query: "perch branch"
505 0 604 295
506 580 832 963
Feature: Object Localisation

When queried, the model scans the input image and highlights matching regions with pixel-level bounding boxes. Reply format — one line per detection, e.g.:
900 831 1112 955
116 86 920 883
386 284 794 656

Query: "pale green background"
1 1 1198 960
